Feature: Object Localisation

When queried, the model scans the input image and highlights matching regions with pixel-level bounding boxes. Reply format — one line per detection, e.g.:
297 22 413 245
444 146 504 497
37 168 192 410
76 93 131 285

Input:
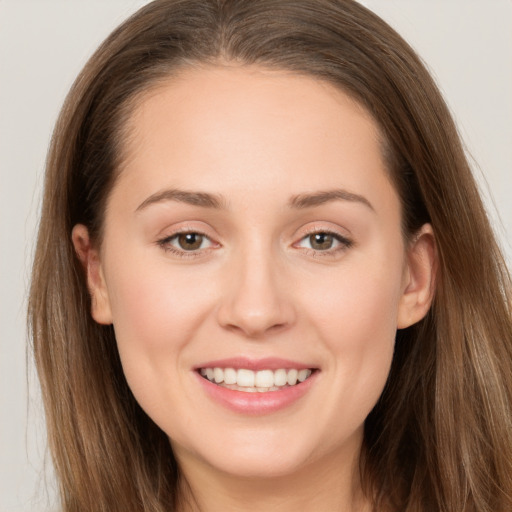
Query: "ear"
71 224 113 325
397 223 437 329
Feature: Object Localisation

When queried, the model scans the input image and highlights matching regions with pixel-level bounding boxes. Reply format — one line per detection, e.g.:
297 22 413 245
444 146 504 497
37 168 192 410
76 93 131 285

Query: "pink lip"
193 359 319 415
194 357 313 371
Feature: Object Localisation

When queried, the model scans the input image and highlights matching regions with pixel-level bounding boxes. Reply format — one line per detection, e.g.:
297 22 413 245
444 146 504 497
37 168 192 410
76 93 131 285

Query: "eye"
302 232 336 251
296 231 352 253
158 231 214 254
173 232 209 251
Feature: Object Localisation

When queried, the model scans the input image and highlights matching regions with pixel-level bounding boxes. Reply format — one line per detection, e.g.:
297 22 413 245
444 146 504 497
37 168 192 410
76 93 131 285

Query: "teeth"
237 369 255 387
287 369 298 386
298 369 310 382
200 367 313 391
254 369 274 388
213 367 224 383
274 369 288 387
224 367 237 385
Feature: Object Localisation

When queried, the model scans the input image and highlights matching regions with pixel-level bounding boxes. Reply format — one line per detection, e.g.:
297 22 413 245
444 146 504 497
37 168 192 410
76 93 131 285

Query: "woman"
29 0 512 510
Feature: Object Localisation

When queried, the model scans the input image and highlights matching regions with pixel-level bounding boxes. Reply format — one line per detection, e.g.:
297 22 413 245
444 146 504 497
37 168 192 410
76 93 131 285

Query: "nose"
216 248 296 338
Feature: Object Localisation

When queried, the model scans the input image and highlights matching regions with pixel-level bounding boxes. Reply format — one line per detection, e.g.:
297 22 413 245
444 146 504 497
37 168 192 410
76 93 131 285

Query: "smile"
199 367 313 392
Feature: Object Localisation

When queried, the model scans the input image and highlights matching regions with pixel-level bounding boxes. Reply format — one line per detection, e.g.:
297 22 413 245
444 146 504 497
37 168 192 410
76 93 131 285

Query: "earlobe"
397 223 437 329
71 224 113 325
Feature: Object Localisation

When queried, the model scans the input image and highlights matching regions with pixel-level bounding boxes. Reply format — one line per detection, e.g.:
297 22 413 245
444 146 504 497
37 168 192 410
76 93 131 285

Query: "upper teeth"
200 367 312 390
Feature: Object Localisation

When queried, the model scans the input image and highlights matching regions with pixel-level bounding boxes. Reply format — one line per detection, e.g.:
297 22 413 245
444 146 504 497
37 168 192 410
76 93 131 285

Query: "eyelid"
156 225 220 258
154 222 353 259
292 224 354 255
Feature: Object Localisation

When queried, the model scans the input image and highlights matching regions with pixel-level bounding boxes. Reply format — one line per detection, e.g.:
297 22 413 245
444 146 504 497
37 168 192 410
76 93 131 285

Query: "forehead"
112 64 397 216
124 63 381 158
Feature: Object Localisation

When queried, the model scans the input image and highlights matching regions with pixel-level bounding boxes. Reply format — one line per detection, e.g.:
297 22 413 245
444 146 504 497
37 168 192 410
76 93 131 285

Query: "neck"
174 439 371 512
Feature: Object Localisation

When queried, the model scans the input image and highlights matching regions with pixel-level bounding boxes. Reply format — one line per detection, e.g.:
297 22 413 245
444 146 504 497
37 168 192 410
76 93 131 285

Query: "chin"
174 426 349 481
205 451 313 480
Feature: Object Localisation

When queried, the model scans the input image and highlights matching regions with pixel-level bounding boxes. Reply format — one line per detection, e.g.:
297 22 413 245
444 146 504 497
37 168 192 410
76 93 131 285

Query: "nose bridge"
216 235 294 337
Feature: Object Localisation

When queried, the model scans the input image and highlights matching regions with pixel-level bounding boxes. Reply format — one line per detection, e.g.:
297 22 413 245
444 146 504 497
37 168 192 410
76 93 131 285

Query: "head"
29 1 512 511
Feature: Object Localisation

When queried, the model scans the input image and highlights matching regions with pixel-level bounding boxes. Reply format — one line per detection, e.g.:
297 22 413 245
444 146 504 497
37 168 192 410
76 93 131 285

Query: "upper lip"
194 357 316 372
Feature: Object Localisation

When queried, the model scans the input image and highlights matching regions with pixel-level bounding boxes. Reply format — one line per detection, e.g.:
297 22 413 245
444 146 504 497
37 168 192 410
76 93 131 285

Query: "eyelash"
156 229 353 259
156 230 215 259
294 229 353 258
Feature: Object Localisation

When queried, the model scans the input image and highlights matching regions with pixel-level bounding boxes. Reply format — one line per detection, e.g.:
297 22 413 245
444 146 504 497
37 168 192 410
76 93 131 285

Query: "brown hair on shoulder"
29 1 512 510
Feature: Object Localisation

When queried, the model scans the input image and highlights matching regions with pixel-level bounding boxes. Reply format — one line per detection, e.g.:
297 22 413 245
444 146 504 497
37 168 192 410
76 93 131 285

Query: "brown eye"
308 233 334 250
177 233 204 250
158 231 215 256
295 230 352 254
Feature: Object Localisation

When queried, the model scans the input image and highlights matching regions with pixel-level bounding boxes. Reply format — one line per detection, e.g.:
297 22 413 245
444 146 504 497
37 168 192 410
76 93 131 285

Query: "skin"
73 64 436 511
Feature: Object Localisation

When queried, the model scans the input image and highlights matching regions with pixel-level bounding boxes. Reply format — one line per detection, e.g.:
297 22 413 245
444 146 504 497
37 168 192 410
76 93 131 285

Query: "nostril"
215 274 297 337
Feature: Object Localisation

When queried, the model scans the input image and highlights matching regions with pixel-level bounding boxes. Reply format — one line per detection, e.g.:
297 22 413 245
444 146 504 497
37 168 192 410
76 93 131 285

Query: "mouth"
195 359 319 414
198 367 315 393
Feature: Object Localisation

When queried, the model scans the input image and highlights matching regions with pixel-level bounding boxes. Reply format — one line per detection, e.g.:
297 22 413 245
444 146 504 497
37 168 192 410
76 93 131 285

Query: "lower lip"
195 371 318 415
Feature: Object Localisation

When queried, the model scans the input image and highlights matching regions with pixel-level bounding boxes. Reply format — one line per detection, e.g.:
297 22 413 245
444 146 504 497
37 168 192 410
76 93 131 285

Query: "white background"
1 1 511 511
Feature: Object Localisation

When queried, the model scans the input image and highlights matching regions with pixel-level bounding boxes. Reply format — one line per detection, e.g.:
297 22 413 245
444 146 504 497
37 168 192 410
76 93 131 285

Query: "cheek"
307 251 404 348
302 247 404 413
102 254 220 426
102 252 214 395
106 252 210 346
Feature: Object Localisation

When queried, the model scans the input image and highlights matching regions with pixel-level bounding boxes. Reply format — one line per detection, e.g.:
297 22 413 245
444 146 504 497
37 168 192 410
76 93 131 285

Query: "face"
74 65 435 482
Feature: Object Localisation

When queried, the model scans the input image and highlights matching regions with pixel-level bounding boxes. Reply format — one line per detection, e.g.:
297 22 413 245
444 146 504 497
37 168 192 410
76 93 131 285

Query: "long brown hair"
29 1 512 510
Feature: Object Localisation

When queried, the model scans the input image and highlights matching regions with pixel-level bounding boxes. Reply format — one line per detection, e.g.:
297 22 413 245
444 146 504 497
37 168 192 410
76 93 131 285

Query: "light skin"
73 64 436 511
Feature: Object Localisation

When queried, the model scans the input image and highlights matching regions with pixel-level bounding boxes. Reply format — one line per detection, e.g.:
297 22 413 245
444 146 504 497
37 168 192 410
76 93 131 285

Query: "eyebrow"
135 187 374 213
288 189 375 212
135 188 226 212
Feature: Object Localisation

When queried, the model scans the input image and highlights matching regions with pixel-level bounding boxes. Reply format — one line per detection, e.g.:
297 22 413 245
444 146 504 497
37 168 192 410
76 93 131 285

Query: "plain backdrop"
1 1 511 511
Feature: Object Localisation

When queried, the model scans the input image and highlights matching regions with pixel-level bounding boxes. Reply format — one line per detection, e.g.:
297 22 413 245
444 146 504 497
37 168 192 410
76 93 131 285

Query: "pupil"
178 233 203 250
310 233 333 250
